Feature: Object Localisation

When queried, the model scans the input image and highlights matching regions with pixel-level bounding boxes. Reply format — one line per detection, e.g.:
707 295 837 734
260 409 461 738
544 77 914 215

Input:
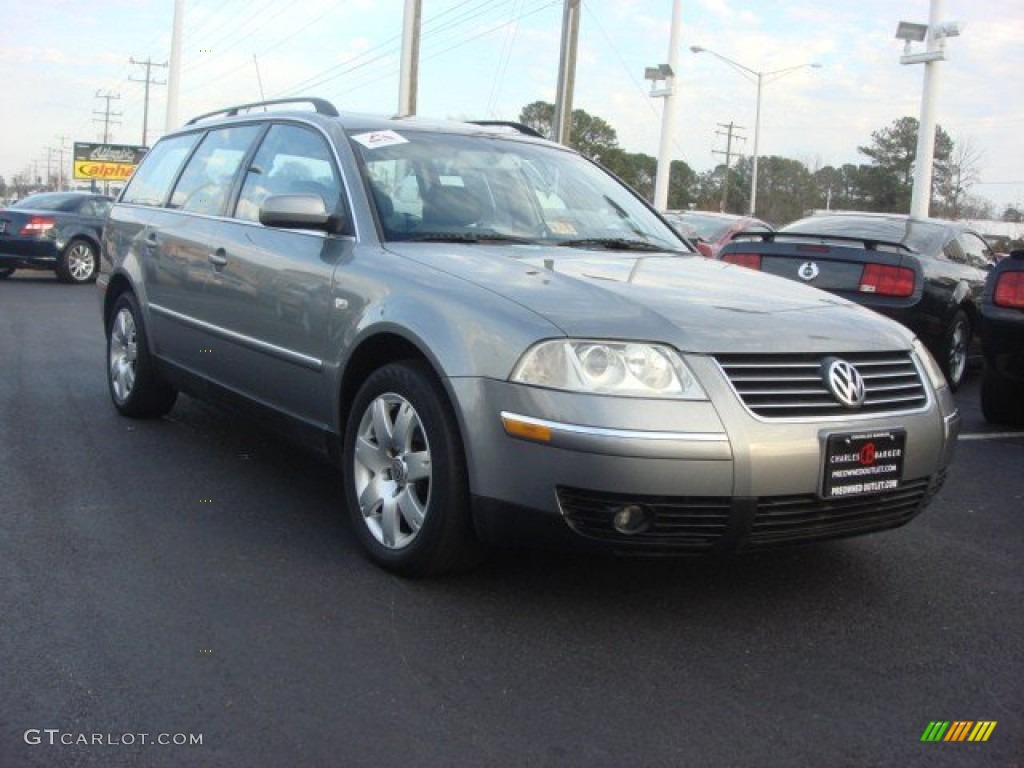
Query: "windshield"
351 128 691 253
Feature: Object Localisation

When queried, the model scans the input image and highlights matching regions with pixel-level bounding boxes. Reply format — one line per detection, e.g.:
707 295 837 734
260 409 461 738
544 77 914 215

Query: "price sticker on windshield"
351 130 409 150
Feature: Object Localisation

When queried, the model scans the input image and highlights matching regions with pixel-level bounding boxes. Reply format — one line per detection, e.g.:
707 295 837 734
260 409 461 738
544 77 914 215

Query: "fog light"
612 505 651 535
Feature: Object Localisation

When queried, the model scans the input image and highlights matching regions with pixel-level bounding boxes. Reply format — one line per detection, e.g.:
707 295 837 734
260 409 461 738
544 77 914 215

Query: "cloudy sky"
2 0 1021 213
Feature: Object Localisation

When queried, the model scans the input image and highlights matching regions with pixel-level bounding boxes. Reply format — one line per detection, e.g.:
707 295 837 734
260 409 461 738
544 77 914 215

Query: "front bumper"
453 354 960 553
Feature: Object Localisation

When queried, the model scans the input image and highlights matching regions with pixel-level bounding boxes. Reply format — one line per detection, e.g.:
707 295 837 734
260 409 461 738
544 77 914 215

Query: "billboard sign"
73 142 147 181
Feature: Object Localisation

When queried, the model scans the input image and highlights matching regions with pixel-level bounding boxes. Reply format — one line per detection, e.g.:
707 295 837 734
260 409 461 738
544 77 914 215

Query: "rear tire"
981 365 1024 427
57 238 98 284
343 360 483 576
939 310 970 391
106 292 178 418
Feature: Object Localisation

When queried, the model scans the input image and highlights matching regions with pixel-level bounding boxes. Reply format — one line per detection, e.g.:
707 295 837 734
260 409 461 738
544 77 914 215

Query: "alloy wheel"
352 393 433 550
66 242 96 282
947 321 967 386
109 307 138 403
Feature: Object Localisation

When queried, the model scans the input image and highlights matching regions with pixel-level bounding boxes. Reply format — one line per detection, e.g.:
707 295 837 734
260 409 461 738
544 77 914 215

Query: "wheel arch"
958 292 979 334
336 329 466 462
64 231 102 256
103 272 136 328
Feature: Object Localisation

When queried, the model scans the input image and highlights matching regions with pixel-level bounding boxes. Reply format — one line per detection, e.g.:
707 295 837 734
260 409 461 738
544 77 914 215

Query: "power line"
275 0 551 101
487 0 526 116
312 0 555 105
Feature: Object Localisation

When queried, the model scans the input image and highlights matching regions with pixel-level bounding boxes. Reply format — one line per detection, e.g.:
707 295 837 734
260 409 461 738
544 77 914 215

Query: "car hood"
386 243 914 354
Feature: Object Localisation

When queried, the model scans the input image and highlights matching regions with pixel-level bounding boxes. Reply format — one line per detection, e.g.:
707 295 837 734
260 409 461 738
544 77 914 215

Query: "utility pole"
130 57 168 146
712 122 746 212
552 0 580 145
94 91 122 143
56 135 70 191
166 0 184 131
398 0 422 117
94 92 122 195
40 148 56 189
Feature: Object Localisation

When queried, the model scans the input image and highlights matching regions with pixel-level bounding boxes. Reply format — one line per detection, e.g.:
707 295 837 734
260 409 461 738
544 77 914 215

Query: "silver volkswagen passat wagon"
99 98 960 575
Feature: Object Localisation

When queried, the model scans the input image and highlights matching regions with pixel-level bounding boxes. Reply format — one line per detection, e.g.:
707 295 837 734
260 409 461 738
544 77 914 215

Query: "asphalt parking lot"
1 272 1021 768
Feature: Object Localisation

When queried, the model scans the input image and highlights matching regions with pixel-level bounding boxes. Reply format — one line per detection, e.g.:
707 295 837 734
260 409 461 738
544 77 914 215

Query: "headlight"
510 339 706 399
912 338 947 391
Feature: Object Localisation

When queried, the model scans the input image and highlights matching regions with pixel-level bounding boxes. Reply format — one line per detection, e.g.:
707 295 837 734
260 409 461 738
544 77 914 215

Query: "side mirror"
259 194 349 234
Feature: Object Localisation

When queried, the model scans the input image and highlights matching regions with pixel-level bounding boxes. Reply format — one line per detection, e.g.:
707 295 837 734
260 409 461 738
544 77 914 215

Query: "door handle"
208 250 228 268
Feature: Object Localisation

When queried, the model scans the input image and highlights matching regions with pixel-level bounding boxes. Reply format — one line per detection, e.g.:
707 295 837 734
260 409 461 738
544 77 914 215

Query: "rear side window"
169 125 262 215
957 232 993 269
120 134 198 206
80 198 112 217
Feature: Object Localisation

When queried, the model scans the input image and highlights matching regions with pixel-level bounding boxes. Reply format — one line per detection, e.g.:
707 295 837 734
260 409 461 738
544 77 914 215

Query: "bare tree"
936 135 984 219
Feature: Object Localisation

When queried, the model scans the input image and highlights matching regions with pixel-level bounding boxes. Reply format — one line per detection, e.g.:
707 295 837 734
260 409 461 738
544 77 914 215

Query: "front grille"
557 473 945 553
557 487 731 552
747 476 936 548
716 351 928 419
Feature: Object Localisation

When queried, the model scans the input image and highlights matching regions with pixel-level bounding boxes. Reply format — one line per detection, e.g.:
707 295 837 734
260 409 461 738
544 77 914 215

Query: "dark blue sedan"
980 248 1024 426
0 192 112 283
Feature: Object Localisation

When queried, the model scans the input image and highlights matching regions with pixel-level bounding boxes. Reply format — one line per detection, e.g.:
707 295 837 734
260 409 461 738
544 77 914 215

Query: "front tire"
106 292 178 418
940 310 970 391
57 238 98 283
343 361 482 576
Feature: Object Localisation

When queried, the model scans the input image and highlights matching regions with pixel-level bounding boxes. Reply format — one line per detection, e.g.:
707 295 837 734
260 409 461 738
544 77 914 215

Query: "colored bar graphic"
921 721 949 742
945 721 972 741
921 720 996 742
968 722 997 742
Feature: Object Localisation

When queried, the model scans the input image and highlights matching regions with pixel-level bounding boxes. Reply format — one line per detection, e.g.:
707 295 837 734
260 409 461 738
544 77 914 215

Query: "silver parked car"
99 98 960 575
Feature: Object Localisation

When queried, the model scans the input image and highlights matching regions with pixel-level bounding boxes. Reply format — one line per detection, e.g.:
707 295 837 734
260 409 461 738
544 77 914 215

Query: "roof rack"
186 98 339 125
466 120 545 139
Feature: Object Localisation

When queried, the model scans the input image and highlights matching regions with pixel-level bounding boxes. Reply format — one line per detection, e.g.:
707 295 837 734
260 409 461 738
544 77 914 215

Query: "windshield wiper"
556 237 682 253
398 232 540 245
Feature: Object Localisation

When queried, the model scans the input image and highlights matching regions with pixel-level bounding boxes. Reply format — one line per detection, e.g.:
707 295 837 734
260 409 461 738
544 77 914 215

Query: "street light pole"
691 46 819 216
652 0 682 211
896 0 963 218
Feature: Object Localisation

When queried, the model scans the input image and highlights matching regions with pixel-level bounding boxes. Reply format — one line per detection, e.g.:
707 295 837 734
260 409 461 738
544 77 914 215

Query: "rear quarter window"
120 134 200 206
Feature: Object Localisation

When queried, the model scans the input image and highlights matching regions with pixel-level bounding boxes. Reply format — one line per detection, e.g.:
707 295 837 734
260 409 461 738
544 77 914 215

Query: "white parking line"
958 432 1024 441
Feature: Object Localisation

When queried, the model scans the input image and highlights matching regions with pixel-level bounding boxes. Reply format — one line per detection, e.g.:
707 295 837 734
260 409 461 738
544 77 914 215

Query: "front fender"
328 246 563 448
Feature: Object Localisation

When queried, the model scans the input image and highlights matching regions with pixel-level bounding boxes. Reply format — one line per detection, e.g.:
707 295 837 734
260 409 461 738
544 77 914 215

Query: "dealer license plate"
823 430 905 498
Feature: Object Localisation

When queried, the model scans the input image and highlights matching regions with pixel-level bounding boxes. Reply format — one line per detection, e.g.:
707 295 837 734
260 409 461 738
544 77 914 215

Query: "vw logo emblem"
798 261 820 281
823 358 866 408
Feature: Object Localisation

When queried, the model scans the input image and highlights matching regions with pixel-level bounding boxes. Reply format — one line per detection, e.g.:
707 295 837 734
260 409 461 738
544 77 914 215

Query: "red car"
662 210 773 258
